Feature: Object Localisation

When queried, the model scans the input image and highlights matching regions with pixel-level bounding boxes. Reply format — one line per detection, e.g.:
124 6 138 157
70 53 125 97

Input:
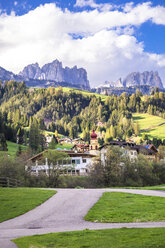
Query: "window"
76 159 80 164
83 159 86 163
72 160 75 164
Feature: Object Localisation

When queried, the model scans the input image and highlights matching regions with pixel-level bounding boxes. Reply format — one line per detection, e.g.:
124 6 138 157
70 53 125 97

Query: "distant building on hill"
72 138 85 145
99 141 159 165
73 144 89 153
59 137 72 144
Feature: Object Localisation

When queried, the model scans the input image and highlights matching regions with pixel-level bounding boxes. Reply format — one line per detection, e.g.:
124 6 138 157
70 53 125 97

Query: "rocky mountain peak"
123 71 163 88
18 59 90 90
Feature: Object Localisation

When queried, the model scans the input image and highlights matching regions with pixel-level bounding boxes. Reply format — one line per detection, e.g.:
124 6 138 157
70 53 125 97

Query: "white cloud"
74 0 113 11
0 2 165 87
14 2 18 6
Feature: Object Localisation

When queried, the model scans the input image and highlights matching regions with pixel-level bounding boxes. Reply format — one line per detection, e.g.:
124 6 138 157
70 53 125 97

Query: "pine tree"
29 123 40 151
134 121 140 136
0 133 8 151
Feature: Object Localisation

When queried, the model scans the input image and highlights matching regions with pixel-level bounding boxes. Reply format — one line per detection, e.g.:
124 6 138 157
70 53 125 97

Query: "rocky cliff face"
123 71 163 88
0 67 22 82
19 60 90 90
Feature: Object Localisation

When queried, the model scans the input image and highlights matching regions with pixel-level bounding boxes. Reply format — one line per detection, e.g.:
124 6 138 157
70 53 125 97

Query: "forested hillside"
0 80 165 150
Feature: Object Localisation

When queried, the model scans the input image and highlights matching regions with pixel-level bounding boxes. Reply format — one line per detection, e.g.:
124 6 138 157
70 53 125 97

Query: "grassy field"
132 113 165 139
0 188 56 223
44 130 64 139
13 228 165 248
62 87 107 101
0 141 27 158
84 192 165 223
30 86 107 101
56 143 73 150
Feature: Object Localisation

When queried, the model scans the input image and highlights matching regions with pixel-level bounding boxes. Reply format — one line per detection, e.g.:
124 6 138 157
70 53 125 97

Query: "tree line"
0 81 164 151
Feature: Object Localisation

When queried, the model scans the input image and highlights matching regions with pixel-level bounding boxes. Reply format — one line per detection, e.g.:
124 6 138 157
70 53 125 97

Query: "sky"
0 0 165 87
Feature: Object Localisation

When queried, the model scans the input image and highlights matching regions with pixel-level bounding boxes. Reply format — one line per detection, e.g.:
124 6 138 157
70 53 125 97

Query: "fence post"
7 177 10 187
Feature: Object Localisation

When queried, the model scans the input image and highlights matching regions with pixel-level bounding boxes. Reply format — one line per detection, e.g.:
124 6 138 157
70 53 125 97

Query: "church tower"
90 129 98 150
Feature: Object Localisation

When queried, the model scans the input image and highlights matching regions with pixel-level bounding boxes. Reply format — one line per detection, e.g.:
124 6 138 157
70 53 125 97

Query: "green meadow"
133 113 165 139
0 141 27 158
62 87 107 101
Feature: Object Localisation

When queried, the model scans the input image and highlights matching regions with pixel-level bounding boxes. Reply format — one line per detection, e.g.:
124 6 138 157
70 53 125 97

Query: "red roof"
91 129 97 139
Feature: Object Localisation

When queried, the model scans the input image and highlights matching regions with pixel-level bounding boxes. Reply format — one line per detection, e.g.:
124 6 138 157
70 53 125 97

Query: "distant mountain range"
0 60 90 90
0 60 164 94
94 71 164 95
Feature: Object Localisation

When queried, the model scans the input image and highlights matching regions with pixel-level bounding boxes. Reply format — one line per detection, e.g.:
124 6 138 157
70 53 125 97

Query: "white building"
27 151 96 176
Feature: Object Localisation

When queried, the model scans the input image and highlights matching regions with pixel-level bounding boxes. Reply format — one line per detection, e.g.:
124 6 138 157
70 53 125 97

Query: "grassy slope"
132 113 165 139
56 143 73 150
30 86 107 101
0 188 56 223
13 228 165 248
0 141 27 158
84 192 165 223
62 87 107 101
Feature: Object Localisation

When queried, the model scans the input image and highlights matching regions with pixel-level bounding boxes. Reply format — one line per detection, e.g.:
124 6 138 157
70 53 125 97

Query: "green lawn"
84 192 165 223
0 188 56 223
107 185 165 191
13 228 165 248
0 141 27 158
133 113 165 139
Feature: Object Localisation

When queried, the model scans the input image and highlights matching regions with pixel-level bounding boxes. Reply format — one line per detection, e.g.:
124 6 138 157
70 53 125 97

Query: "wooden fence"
0 177 21 187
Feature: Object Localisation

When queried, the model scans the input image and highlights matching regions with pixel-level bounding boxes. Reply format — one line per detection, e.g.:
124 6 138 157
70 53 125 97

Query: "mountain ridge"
0 60 90 90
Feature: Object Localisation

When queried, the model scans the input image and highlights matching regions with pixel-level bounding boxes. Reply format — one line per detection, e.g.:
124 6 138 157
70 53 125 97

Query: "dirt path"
1 188 165 248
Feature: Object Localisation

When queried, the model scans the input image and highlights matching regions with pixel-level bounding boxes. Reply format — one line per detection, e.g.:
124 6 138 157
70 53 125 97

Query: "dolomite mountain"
123 71 163 88
95 71 164 95
19 60 90 90
0 60 90 90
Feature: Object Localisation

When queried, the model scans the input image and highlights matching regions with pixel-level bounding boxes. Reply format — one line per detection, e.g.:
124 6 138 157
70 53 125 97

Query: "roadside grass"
13 228 165 248
107 185 165 191
0 188 56 223
0 141 27 158
132 113 165 139
84 192 165 223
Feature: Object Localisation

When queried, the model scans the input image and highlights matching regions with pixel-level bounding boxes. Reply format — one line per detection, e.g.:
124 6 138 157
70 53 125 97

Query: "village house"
72 138 86 145
72 144 89 153
27 150 96 176
59 137 72 145
99 141 159 165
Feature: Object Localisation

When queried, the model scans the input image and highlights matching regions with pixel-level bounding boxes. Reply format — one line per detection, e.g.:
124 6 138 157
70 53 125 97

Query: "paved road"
1 188 165 248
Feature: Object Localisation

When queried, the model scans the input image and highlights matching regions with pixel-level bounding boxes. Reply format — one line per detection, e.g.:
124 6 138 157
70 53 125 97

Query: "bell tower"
90 130 98 150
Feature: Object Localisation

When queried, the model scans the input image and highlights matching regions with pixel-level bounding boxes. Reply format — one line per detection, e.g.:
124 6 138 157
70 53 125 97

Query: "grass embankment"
0 141 27 158
0 188 56 223
85 192 165 223
13 228 165 248
132 113 165 140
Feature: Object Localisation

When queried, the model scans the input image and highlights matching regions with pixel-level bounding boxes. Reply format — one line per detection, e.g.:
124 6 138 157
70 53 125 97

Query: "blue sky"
0 0 165 86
